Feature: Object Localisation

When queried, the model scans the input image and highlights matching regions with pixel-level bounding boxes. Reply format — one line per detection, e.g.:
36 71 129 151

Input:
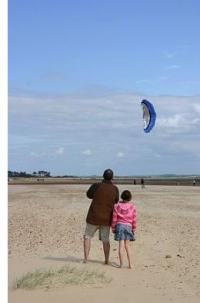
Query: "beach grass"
15 265 112 289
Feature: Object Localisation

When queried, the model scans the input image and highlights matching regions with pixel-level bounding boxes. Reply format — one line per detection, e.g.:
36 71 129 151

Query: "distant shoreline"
8 177 200 186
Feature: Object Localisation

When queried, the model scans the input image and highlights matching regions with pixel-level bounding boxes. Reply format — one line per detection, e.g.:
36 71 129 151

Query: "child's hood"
116 201 134 211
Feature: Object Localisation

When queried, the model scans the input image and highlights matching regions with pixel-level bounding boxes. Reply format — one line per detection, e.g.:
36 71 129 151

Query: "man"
83 169 119 264
141 178 145 188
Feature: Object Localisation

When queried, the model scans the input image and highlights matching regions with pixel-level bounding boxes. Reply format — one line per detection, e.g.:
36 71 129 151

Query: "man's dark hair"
121 190 132 201
103 169 113 180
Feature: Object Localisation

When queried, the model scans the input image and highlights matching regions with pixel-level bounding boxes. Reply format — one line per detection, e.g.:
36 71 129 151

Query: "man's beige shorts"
84 223 110 242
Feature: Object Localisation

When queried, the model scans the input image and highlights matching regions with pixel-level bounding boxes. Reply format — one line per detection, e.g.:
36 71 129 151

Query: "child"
112 190 137 269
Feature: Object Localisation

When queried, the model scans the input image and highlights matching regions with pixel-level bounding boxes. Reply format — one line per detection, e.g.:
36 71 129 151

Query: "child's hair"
121 190 132 202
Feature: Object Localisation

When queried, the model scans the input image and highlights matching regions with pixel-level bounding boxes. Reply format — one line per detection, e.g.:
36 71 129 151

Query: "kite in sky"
141 99 156 133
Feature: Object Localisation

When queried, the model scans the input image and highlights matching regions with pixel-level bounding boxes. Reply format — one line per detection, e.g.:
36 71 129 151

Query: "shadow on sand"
42 256 119 267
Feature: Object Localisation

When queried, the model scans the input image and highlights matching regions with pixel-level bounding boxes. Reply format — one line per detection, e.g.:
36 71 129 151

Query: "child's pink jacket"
111 201 137 232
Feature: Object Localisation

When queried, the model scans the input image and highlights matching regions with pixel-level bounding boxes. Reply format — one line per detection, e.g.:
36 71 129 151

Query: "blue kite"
141 99 156 133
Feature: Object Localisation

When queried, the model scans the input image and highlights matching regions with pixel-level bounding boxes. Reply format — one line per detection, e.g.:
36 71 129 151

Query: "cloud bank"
8 92 200 175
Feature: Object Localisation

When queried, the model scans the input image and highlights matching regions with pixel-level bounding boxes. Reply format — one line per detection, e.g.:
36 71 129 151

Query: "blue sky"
8 0 200 175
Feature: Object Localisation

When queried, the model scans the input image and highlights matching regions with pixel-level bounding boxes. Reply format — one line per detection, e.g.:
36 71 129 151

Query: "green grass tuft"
15 265 112 290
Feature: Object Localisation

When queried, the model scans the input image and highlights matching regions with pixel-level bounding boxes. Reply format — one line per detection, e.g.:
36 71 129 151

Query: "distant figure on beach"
111 190 137 269
193 179 196 186
141 178 145 188
83 169 119 264
133 179 136 185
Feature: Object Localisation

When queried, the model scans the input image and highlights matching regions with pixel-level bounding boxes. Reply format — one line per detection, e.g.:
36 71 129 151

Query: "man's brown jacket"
86 180 119 226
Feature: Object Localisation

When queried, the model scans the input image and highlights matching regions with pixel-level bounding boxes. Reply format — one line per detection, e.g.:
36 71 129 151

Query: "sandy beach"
8 184 200 303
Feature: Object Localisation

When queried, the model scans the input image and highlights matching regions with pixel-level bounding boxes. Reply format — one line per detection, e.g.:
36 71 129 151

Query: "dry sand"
8 184 200 303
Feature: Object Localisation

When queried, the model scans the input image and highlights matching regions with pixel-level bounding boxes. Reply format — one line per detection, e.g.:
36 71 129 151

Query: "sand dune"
8 184 200 303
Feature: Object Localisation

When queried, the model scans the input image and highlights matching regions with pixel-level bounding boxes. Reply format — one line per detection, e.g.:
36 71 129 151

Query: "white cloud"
154 153 161 158
82 149 93 156
55 147 64 155
135 79 150 84
30 151 47 157
157 113 200 134
193 104 200 114
30 151 38 157
170 141 200 158
157 114 186 128
163 51 177 59
165 65 180 70
157 76 168 81
116 151 125 158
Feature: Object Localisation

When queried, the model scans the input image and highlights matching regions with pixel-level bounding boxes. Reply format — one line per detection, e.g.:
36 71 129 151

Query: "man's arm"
111 205 118 232
86 183 99 199
115 186 119 203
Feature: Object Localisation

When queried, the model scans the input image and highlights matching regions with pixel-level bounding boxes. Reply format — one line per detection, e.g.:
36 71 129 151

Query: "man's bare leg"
83 237 91 263
103 241 110 264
